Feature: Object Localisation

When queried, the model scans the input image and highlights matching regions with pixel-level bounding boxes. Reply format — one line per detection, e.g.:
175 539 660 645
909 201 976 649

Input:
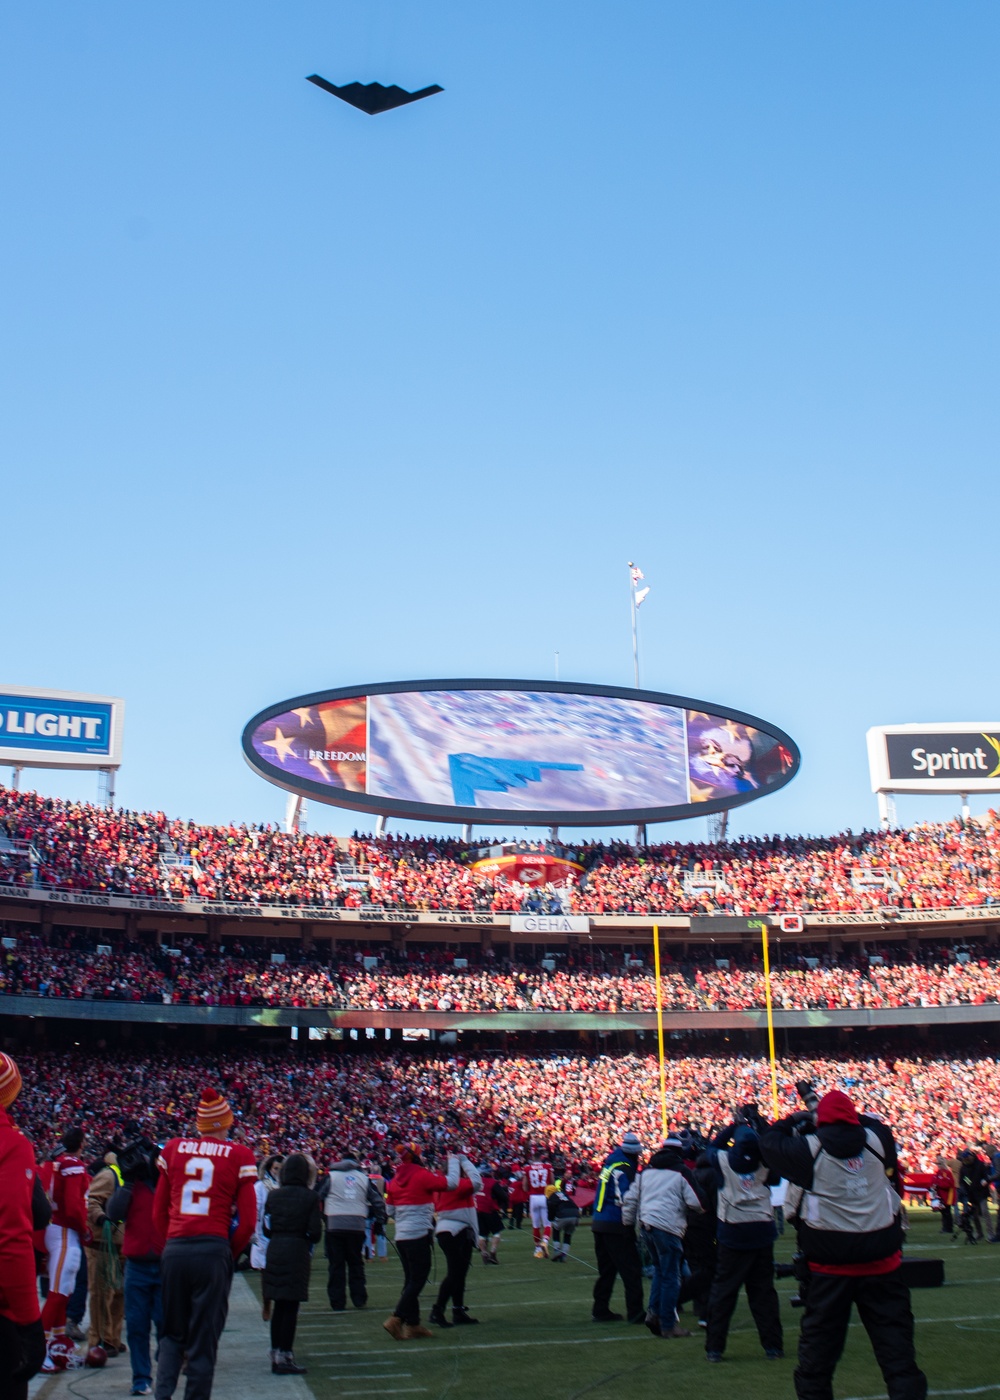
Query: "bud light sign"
0 688 123 769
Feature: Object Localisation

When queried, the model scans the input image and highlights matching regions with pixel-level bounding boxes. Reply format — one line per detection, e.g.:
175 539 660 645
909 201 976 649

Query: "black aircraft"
306 75 443 115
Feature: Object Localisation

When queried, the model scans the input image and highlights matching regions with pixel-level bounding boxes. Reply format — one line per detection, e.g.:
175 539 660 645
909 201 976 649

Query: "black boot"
272 1351 307 1375
428 1305 454 1329
452 1307 479 1325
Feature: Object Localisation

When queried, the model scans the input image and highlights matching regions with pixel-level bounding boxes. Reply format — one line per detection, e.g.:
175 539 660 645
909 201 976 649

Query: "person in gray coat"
262 1155 322 1376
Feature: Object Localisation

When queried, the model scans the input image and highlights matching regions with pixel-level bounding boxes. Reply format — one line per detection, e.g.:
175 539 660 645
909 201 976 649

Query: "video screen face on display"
243 681 799 826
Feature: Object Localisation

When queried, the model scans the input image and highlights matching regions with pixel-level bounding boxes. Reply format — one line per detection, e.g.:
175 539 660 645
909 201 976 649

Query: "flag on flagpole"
634 586 650 607
630 565 644 586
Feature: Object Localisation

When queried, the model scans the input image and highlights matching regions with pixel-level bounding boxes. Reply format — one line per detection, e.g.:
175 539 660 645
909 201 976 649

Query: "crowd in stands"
3 783 1000 916
8 1045 999 1177
3 931 1000 1012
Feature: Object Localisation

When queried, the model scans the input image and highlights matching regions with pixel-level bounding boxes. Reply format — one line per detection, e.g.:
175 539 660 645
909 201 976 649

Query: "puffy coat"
262 1186 322 1303
387 1158 459 1241
622 1147 702 1239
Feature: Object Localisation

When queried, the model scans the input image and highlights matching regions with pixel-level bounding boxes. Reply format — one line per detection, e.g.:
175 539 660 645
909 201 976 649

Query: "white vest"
324 1167 370 1225
800 1129 898 1234
717 1152 774 1226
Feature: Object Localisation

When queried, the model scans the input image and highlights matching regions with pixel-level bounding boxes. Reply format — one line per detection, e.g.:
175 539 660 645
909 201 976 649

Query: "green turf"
246 1211 1000 1400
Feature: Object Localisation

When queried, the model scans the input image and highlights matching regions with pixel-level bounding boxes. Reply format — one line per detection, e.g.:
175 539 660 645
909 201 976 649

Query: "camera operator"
957 1149 990 1243
703 1108 783 1362
759 1088 927 1400
107 1138 165 1398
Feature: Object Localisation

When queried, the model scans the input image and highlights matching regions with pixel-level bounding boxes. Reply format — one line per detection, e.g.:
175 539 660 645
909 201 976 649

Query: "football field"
247 1211 1000 1400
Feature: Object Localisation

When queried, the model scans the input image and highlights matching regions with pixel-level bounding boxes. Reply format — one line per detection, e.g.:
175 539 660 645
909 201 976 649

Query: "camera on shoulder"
118 1137 158 1183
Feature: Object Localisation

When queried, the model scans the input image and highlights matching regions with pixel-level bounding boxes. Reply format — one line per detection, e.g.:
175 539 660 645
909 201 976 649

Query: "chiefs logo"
845 1156 865 1173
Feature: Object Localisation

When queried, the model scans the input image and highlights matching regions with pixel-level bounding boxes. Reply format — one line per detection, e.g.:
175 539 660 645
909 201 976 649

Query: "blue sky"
3 1 998 843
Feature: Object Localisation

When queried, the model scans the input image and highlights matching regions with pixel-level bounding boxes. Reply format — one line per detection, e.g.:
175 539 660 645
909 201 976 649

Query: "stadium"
4 5 1000 1400
3 738 1000 1398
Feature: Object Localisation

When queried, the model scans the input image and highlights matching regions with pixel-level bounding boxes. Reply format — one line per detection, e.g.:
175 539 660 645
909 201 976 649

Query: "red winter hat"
197 1085 234 1134
816 1090 859 1126
0 1053 22 1109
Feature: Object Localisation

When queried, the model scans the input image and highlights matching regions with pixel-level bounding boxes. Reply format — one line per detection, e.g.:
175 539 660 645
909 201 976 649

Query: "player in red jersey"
0 1052 50 1398
40 1126 89 1372
153 1087 256 1400
474 1170 507 1265
522 1154 554 1258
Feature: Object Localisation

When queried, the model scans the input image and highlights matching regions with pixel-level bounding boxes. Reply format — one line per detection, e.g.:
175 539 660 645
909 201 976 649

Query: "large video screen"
243 682 798 825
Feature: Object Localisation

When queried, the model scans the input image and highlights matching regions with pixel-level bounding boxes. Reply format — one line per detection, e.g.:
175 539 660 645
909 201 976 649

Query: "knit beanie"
196 1086 234 1134
816 1090 859 1127
620 1132 643 1155
0 1053 22 1109
729 1125 761 1173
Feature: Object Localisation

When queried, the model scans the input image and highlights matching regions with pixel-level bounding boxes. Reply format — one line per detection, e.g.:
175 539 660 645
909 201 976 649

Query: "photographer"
760 1089 926 1400
107 1138 165 1398
703 1110 783 1362
321 1148 386 1312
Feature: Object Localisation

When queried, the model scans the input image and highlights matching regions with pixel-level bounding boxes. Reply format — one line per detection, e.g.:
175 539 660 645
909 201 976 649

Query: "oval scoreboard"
242 680 799 826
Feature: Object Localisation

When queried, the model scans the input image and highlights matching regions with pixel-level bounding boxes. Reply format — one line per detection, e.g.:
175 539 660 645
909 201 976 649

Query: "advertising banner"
868 723 1000 794
509 914 592 934
2 882 999 930
244 680 799 826
0 687 123 769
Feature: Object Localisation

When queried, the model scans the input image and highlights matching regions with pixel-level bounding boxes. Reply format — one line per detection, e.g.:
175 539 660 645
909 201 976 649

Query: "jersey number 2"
181 1157 215 1215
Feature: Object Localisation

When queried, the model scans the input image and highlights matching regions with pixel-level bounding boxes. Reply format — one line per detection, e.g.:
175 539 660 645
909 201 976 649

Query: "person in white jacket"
622 1137 703 1339
253 1155 284 1322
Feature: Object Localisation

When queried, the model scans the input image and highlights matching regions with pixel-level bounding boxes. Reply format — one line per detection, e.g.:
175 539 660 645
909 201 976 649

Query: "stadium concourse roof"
1 994 998 1035
2 879 1000 944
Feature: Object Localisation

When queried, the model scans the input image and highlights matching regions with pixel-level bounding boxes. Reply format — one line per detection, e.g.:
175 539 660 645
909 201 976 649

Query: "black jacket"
759 1114 902 1268
262 1185 323 1303
959 1156 990 1204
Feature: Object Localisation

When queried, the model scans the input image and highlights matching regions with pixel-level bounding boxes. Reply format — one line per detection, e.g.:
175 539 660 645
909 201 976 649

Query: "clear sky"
3 1 998 844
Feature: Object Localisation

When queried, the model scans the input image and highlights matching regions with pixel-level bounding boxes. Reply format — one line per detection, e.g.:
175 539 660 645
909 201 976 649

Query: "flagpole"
752 918 781 1119
627 561 640 687
652 923 668 1138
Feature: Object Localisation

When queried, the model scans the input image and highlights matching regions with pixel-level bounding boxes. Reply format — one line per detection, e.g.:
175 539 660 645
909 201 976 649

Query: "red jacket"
118 1181 166 1260
931 1168 956 1207
386 1162 451 1206
435 1179 476 1214
0 1108 42 1326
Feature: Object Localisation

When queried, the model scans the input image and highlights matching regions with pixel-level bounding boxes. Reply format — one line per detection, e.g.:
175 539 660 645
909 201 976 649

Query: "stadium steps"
335 858 370 890
158 833 203 891
0 833 41 882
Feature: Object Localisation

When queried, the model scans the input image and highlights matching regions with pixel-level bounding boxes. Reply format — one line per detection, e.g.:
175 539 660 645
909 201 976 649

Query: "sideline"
843 1388 1000 1400
28 1273 313 1400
